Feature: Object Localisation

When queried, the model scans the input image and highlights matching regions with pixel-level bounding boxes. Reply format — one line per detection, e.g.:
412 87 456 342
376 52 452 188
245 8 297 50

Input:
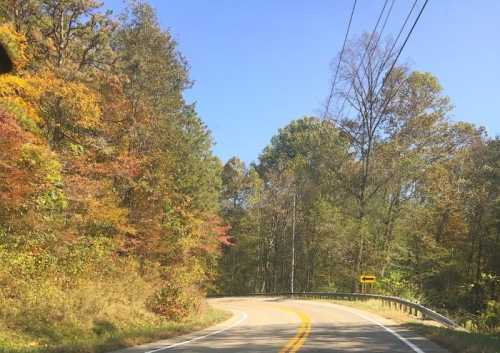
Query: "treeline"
0 0 225 347
217 35 500 330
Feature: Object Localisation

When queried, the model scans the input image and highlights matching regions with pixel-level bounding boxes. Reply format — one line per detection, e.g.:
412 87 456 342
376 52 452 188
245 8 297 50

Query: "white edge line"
145 309 248 353
299 301 426 353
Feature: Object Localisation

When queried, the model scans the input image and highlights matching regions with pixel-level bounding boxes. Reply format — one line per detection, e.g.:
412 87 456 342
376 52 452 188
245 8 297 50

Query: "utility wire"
378 0 430 96
375 0 431 118
364 0 419 116
323 0 358 119
335 0 392 119
380 0 419 77
370 0 396 60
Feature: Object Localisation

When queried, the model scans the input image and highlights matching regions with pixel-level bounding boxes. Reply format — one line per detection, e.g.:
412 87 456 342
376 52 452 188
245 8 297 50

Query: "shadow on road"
148 321 443 352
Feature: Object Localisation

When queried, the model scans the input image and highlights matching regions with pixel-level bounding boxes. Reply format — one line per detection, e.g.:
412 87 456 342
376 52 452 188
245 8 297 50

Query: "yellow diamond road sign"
360 275 376 283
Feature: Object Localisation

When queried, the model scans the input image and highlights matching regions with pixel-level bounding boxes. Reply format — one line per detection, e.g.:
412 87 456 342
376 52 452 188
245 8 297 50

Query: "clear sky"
103 0 500 164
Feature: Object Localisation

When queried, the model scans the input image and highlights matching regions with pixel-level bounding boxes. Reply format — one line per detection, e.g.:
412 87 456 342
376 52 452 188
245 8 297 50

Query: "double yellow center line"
277 307 312 353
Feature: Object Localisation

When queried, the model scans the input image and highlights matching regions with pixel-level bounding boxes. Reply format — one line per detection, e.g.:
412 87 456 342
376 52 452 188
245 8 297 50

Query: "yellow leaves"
0 69 102 146
0 9 224 333
0 74 32 97
0 96 42 135
8 141 68 214
30 71 102 130
52 81 101 129
64 175 135 237
86 196 134 235
0 74 43 131
19 143 68 212
0 23 28 71
425 162 456 200
20 143 63 185
420 161 469 242
408 71 443 92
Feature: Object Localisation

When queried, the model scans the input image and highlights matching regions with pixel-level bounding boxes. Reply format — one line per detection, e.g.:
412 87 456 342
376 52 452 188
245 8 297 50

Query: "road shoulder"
108 308 237 353
292 298 451 353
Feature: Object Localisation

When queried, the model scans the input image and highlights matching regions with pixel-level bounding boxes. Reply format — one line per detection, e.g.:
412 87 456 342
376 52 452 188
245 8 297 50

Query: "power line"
323 0 357 119
349 0 396 102
375 0 431 118
372 0 396 59
334 0 392 119
365 0 418 110
378 0 430 95
357 0 396 100
380 0 419 76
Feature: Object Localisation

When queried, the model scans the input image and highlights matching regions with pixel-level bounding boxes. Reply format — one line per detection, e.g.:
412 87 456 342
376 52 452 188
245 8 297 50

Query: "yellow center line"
275 307 312 353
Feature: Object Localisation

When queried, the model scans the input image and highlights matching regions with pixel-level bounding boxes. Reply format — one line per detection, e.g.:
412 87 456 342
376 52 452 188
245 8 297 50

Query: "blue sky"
104 0 500 164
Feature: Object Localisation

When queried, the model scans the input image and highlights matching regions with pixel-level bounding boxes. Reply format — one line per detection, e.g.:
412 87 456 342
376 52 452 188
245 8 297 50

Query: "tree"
324 33 452 290
0 0 115 76
0 3 228 346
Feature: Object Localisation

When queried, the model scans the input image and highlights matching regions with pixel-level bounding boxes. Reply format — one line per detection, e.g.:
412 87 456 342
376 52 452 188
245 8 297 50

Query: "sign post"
359 275 376 293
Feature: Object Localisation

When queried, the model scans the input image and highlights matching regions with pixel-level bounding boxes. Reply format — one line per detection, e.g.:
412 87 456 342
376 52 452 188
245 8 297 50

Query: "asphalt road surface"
113 297 450 353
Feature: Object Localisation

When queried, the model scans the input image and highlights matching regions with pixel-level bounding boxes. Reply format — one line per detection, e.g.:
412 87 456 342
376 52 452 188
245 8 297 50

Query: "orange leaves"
204 215 232 247
0 113 34 209
0 109 66 238
63 174 135 238
146 284 202 320
0 8 224 324
71 153 142 180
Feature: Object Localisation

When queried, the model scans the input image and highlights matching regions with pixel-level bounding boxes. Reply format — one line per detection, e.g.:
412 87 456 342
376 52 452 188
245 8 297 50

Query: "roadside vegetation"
0 0 498 351
314 299 499 353
216 33 499 335
0 306 229 353
0 0 228 351
407 323 499 353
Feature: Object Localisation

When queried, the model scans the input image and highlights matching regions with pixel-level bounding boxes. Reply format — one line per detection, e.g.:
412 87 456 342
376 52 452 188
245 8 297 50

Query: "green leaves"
218 59 498 331
0 1 226 343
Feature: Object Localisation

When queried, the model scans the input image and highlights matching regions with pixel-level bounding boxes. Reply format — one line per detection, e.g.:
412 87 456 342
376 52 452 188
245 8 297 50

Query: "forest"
0 0 227 350
217 36 500 330
0 0 498 351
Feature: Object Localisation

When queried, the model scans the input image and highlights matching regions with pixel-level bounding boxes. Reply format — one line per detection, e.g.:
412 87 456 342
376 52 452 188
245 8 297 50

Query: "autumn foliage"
217 37 499 333
0 1 227 349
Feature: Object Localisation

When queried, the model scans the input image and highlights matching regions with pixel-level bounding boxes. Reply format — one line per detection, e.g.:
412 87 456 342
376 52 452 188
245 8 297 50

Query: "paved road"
114 297 450 353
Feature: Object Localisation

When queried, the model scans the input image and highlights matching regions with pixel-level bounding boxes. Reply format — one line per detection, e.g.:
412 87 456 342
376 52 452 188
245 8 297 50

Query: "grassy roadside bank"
406 323 499 353
311 298 499 353
0 305 231 353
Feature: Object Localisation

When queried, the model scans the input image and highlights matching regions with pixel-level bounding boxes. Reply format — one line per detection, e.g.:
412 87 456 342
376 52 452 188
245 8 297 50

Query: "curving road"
114 297 450 353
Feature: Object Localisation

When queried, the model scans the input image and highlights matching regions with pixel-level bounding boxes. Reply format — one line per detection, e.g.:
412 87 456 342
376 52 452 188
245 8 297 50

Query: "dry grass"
405 323 499 353
0 251 231 353
322 298 431 324
0 304 230 353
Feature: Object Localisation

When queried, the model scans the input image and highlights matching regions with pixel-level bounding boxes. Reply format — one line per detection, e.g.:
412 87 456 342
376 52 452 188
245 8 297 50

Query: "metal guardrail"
244 291 463 330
